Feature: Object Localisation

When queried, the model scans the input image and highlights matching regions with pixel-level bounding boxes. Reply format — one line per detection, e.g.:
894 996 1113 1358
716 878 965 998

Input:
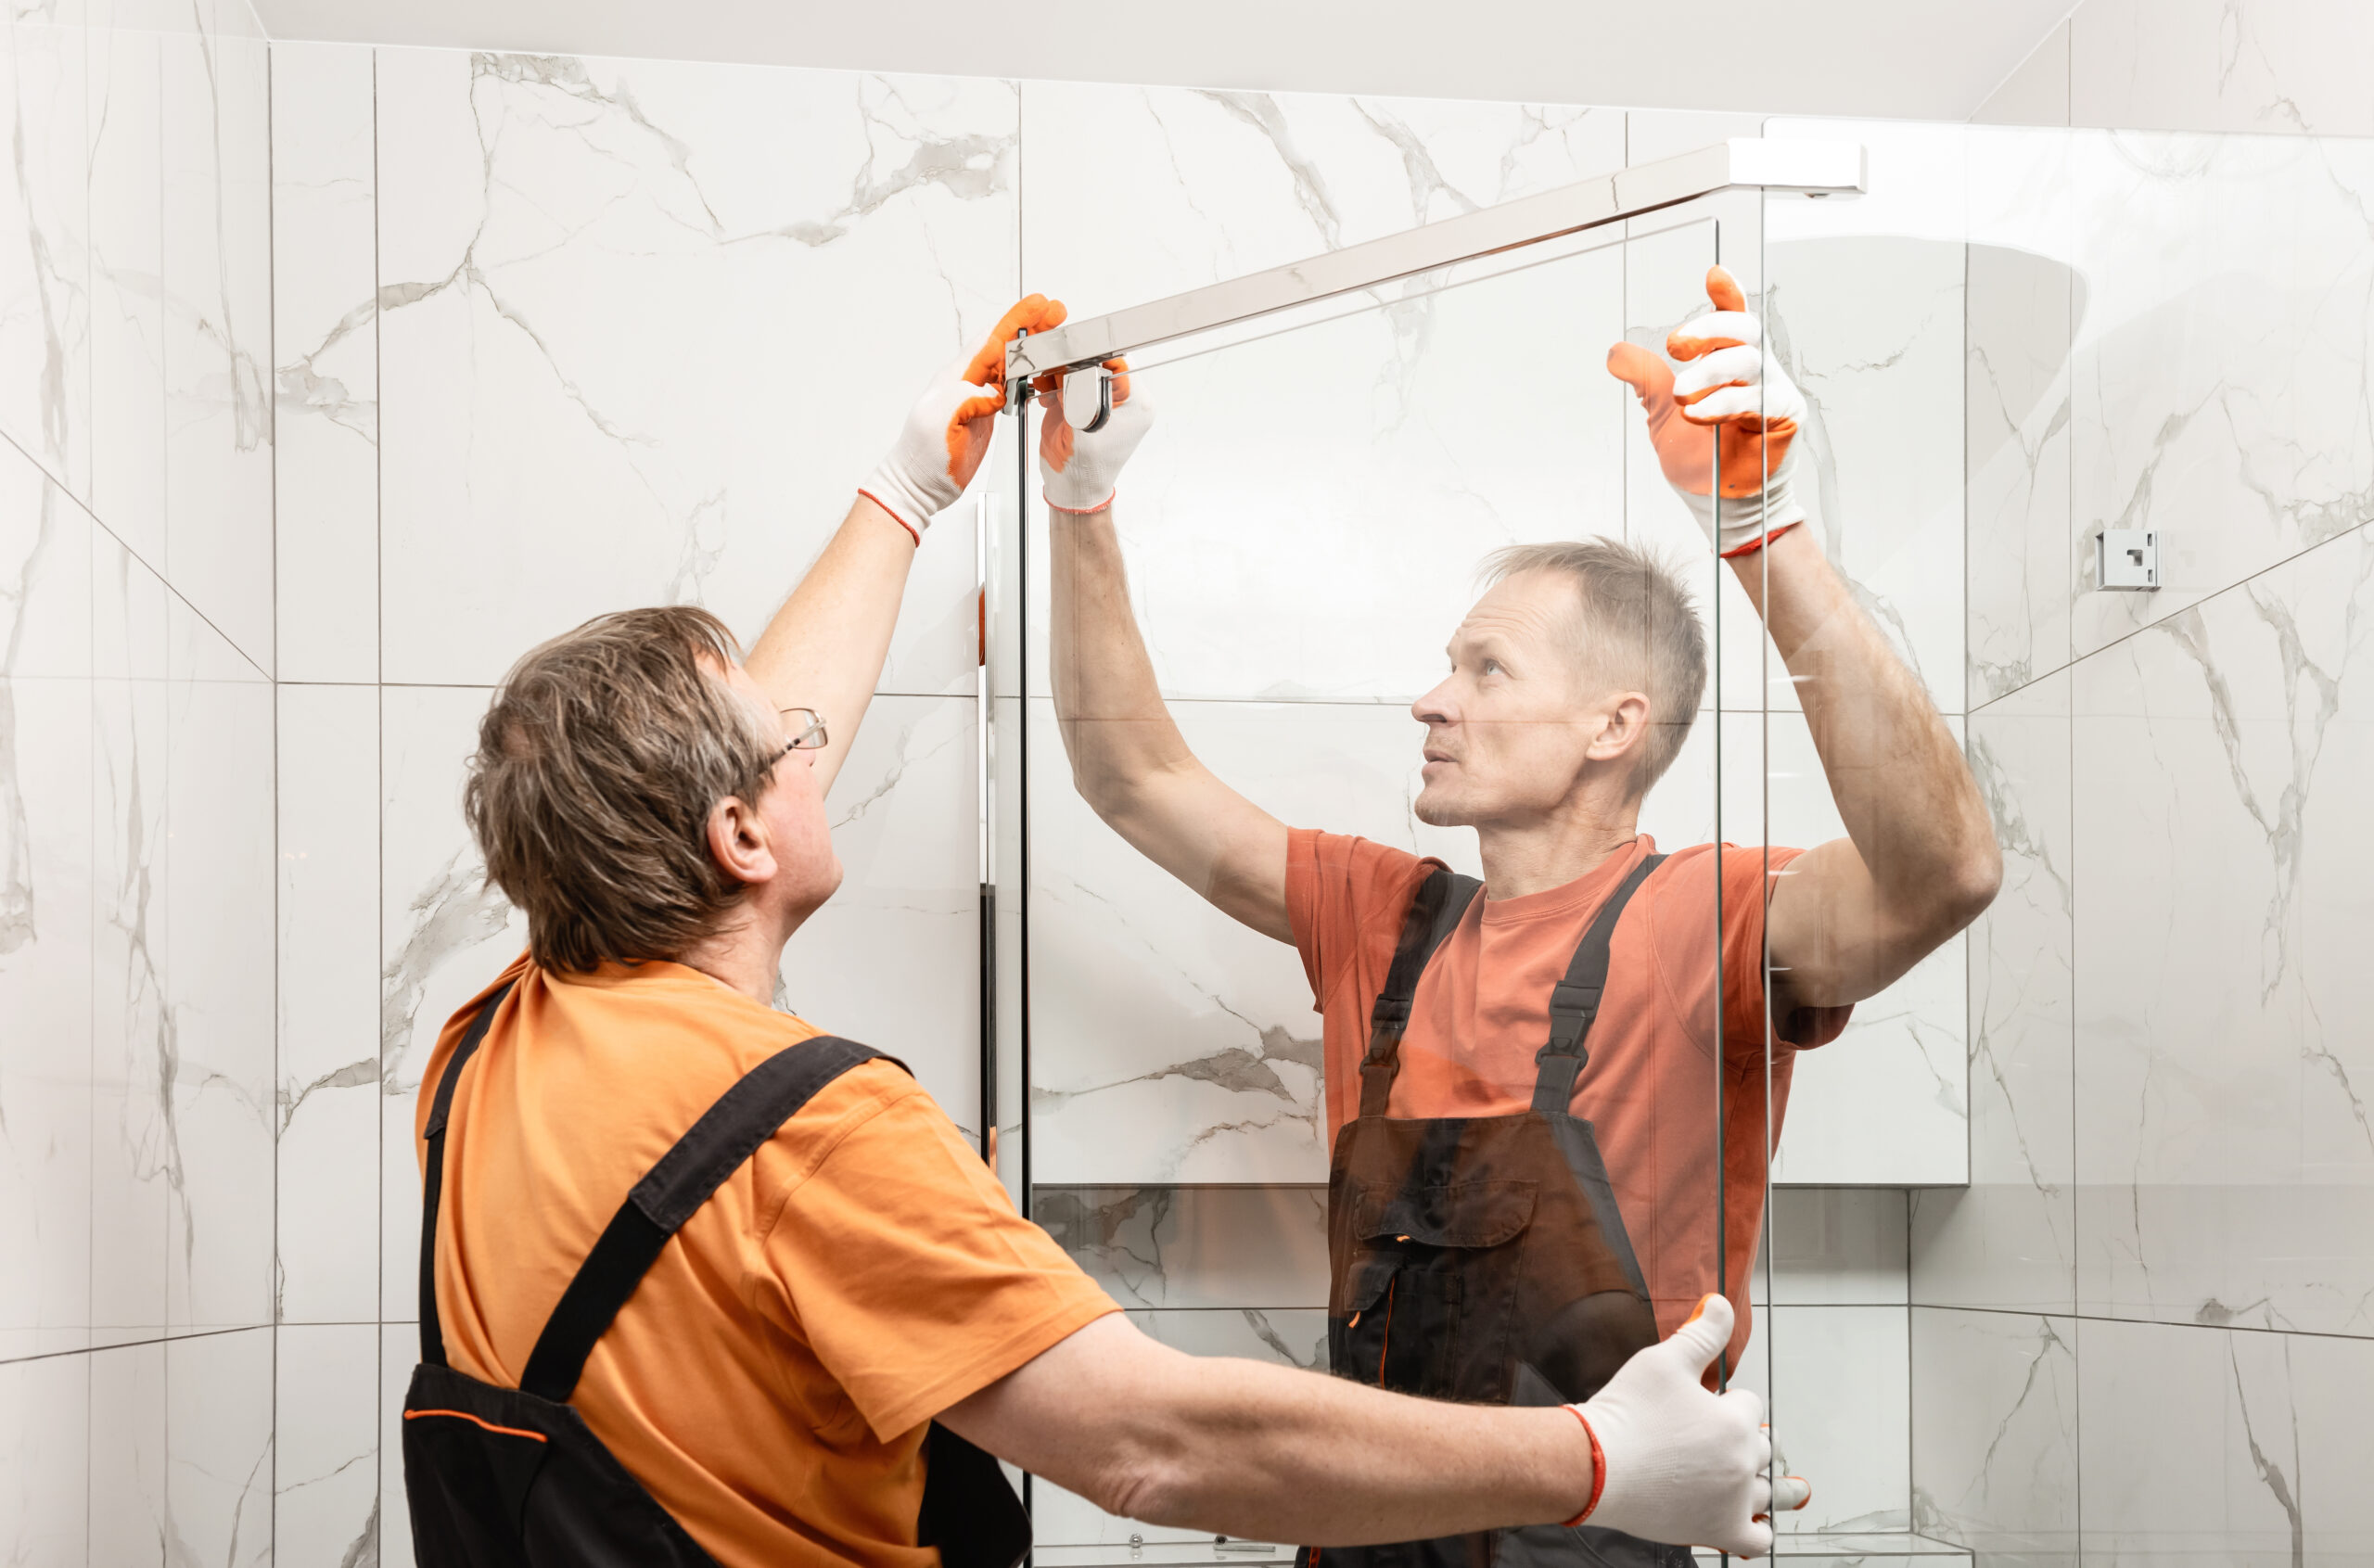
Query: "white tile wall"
271 41 378 684
2075 1317 2374 1563
2069 0 2374 137
1 1 279 1554
2072 524 2374 1339
1909 1307 2078 1563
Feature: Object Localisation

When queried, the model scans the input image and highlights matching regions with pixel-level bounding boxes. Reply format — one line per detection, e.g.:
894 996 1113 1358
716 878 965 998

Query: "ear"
704 793 781 888
1586 692 1653 765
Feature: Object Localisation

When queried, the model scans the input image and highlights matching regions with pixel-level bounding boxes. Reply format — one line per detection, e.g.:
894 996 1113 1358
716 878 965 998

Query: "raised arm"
1041 374 1293 943
1736 529 1998 1007
743 296 1066 797
1611 267 1999 1011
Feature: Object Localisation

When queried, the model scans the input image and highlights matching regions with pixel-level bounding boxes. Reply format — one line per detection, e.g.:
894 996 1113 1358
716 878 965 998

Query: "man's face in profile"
1410 570 1632 831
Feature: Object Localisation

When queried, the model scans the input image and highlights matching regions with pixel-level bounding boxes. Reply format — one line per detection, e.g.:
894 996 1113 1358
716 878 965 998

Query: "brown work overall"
1303 857 1692 1568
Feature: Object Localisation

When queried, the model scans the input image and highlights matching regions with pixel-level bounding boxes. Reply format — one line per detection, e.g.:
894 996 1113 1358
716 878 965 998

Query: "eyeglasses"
776 708 828 759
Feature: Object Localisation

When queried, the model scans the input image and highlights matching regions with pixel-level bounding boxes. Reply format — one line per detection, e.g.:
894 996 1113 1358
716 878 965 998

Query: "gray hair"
1478 538 1707 797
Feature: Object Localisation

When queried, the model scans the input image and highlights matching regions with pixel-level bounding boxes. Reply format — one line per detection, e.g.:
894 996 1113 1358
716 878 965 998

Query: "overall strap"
419 978 520 1369
1359 867 1483 1118
1531 852 1667 1115
517 1035 906 1403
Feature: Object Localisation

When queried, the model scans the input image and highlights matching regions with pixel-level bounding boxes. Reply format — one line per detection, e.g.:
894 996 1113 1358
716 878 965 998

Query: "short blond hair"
1480 538 1707 797
465 606 779 974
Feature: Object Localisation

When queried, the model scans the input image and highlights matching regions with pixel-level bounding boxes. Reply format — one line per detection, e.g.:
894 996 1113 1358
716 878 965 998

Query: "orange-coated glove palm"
1606 266 1806 557
862 295 1069 540
1036 361 1152 514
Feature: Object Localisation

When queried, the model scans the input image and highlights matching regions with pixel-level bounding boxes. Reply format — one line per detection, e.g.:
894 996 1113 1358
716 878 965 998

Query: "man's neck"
675 911 794 1007
1475 811 1642 901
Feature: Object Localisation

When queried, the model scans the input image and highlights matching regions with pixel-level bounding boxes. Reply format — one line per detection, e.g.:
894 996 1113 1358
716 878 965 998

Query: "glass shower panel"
1743 122 1989 1561
1004 211 1763 1561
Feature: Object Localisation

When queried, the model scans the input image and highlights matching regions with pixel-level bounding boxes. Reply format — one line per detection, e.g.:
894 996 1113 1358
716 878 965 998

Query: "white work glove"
1606 265 1807 558
1770 1432 1813 1517
1565 1294 1774 1558
861 295 1068 541
1036 361 1153 515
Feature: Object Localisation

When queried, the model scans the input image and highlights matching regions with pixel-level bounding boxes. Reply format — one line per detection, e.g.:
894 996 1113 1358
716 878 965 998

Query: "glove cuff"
858 462 943 543
1561 1405 1608 1527
1044 485 1116 516
1691 471 1805 555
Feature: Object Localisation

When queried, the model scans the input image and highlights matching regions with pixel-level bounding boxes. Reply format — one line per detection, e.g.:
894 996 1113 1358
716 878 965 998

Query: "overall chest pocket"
1331 1179 1536 1402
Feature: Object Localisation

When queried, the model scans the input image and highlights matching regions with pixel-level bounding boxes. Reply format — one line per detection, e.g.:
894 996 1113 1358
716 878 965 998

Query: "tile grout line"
265 29 281 1561
1972 507 2374 720
0 424 273 686
372 38 389 1559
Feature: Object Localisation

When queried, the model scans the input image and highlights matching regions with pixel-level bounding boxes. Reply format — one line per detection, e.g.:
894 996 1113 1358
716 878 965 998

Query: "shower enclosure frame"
981 134 1867 1206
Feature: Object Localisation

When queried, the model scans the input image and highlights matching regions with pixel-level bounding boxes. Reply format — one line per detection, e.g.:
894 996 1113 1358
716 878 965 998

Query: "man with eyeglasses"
404 300 1783 1568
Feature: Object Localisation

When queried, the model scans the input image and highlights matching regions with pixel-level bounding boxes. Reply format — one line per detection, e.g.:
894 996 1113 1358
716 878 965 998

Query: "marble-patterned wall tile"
1751 120 1977 720
1021 82 1626 319
273 41 380 685
1909 1307 2078 1566
0 455 95 1361
89 524 172 1345
88 1336 168 1562
277 1321 381 1568
1035 1185 1328 1310
2069 0 2374 137
374 47 1015 693
159 12 271 670
1019 83 1634 707
1032 1307 1325 1551
86 6 165 558
1027 697 1479 1185
0 1350 89 1564
2076 1316 2374 1563
2069 130 2374 663
1736 232 1967 720
1965 211 2075 706
377 681 523 1320
87 457 274 1350
162 593 274 1334
2073 523 2374 1338
1916 670 2074 1315
784 692 981 1134
1973 19 2072 129
1729 1303 1911 1536
1762 1189 1908 1307
277 682 382 1326
166 1323 274 1568
0 2 92 503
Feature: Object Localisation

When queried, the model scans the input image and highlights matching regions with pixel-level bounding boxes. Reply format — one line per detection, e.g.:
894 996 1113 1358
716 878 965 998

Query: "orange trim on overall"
1375 1277 1397 1384
405 1408 551 1444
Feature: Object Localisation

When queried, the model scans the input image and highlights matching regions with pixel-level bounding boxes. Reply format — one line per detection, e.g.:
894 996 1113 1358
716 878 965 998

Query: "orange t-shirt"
1285 831 1850 1373
414 956 1117 1568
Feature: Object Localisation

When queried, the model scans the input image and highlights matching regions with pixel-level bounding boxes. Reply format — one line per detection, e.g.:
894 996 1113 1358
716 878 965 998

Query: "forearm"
1047 504 1197 813
743 494 917 797
987 1322 1589 1544
1732 527 1997 918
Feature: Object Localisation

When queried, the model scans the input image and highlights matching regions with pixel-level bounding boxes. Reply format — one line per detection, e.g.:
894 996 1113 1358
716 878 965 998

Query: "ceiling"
250 0 2074 122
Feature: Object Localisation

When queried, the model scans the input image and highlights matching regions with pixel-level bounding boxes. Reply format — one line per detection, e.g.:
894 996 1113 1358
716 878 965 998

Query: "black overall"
402 981 1031 1568
1304 857 1691 1568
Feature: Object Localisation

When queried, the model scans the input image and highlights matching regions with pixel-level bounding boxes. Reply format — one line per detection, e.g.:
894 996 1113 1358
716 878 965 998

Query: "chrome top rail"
1006 137 1866 382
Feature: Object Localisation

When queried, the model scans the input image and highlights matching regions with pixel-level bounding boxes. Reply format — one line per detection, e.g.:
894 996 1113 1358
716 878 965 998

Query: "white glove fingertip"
1679 386 1763 424
1678 309 1763 346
